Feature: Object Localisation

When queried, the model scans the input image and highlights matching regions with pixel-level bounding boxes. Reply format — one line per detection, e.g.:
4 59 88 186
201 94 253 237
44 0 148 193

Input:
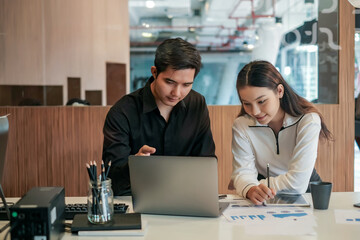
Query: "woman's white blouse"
231 112 321 198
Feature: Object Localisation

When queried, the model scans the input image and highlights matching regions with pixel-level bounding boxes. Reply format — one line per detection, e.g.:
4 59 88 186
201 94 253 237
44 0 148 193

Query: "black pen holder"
87 179 114 224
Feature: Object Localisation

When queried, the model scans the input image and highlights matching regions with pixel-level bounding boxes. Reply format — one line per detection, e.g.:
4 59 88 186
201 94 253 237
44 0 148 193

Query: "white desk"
1 192 360 240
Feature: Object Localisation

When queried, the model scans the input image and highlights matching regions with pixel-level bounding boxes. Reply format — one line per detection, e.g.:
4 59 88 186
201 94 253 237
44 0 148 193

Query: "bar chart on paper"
223 205 313 224
223 205 316 235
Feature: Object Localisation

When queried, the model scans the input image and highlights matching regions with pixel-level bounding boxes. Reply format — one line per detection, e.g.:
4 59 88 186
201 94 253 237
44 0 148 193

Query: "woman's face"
239 84 284 125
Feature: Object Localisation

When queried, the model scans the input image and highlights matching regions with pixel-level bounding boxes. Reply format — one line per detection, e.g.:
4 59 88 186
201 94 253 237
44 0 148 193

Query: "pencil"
105 160 111 179
86 163 95 181
86 163 96 214
267 163 270 188
101 160 105 181
93 161 97 181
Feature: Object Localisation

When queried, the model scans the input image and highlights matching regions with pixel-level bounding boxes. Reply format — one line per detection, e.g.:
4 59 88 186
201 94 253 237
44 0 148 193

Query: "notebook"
128 155 228 217
71 213 142 233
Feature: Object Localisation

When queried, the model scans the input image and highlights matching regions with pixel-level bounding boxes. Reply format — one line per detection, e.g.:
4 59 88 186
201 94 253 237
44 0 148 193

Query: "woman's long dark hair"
236 60 332 141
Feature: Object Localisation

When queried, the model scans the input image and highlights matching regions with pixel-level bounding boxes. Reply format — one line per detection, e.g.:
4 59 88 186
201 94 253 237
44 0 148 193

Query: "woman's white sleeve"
231 120 259 198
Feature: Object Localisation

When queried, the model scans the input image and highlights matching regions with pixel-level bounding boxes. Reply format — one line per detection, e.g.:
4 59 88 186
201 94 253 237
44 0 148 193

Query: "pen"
267 163 270 188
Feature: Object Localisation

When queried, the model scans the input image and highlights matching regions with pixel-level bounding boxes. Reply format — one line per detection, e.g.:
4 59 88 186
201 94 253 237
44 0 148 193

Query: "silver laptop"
128 155 226 217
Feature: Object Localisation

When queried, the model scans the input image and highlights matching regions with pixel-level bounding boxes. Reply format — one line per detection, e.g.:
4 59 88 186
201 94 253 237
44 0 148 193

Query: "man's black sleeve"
102 105 132 195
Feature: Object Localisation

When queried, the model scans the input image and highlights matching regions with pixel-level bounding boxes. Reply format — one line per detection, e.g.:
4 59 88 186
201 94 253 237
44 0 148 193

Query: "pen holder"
87 179 114 224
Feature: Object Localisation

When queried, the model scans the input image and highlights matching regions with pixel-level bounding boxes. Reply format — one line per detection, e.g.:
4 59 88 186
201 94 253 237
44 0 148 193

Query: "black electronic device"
1 202 128 220
64 203 128 219
71 213 142 233
10 187 65 240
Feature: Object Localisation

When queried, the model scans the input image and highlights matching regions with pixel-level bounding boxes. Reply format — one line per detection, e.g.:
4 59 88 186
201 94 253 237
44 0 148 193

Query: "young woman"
230 60 332 205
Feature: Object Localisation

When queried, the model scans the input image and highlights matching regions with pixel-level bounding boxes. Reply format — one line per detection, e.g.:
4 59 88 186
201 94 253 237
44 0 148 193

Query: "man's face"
150 66 195 109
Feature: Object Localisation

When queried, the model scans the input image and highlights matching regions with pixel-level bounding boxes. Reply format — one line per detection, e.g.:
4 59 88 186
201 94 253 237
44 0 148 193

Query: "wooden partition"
0 105 353 197
0 107 108 197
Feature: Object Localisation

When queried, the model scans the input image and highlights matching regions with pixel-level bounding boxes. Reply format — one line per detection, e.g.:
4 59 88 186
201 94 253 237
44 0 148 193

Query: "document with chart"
222 205 316 235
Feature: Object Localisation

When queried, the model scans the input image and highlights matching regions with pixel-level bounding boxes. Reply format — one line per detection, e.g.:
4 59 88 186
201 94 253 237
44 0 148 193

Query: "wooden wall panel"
0 85 63 106
0 0 129 105
85 90 102 106
208 106 240 194
0 107 110 197
1 0 44 86
13 86 44 105
0 86 12 106
67 78 81 101
106 63 126 105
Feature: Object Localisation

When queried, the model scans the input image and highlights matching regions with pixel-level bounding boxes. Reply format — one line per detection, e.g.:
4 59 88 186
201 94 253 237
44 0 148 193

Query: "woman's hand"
246 184 276 205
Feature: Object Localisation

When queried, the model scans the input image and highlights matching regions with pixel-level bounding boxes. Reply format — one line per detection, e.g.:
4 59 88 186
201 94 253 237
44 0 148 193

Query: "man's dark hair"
154 38 201 78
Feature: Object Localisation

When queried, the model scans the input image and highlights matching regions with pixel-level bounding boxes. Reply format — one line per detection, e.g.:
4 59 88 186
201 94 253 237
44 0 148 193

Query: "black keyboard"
0 203 128 220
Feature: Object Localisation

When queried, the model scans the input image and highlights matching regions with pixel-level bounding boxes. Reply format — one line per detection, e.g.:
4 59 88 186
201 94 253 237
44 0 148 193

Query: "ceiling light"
284 66 291 76
188 27 196 33
145 1 155 9
247 44 254 50
142 23 150 28
142 32 153 38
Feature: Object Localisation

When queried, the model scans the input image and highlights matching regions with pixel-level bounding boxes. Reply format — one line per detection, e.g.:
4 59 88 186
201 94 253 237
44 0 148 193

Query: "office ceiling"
129 0 315 51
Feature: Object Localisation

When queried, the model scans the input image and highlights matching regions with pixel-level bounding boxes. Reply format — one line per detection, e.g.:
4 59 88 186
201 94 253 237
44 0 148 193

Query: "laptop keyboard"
0 203 128 220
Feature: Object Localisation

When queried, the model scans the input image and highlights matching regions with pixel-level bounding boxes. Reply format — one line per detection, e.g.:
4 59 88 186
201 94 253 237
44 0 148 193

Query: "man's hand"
246 184 276 205
135 145 156 156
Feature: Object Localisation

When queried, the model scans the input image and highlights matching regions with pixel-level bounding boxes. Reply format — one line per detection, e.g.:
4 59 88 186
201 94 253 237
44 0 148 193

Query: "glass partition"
0 0 340 106
129 0 339 104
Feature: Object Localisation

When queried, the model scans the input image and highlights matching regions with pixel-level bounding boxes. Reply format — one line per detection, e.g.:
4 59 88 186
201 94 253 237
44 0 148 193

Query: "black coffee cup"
310 181 332 210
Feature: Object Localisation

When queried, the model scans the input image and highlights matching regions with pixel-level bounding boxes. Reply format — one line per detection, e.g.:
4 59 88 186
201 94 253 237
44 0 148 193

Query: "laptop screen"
129 155 221 217
0 115 9 184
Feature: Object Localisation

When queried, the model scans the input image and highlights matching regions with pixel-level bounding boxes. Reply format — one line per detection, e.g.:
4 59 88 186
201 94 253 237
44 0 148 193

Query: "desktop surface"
1 192 360 240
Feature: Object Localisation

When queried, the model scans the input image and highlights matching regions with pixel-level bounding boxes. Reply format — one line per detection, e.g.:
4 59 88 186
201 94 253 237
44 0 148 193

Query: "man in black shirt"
102 38 216 196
